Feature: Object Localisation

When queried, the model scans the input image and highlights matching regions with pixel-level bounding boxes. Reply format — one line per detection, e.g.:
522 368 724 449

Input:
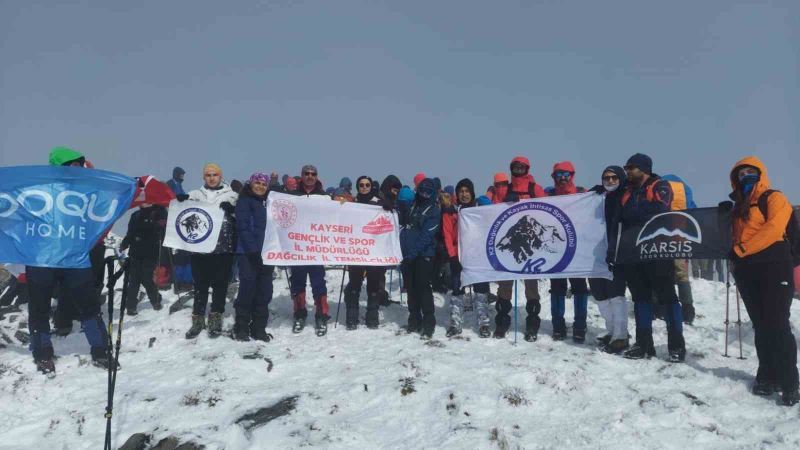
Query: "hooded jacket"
441 178 476 259
546 161 585 196
489 156 546 203
49 147 85 166
400 178 441 259
729 156 793 262
167 167 186 196
235 183 268 255
188 183 238 253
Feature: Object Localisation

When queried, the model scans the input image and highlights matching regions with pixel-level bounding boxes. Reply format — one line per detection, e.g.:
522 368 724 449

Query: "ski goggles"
554 171 572 179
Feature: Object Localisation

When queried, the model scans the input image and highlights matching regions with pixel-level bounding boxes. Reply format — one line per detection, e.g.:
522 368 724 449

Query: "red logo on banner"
362 214 394 235
272 199 298 229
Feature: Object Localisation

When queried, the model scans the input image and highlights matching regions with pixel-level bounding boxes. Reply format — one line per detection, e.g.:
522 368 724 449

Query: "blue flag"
0 166 136 268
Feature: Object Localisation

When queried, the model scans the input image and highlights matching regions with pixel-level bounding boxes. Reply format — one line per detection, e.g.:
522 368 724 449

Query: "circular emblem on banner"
486 201 577 274
272 199 298 229
176 207 214 244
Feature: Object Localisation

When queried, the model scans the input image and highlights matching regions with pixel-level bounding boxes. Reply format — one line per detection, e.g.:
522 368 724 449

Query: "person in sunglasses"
588 166 629 353
486 157 546 341
726 156 798 406
545 161 590 343
399 178 441 339
343 176 385 330
287 164 331 336
619 153 686 362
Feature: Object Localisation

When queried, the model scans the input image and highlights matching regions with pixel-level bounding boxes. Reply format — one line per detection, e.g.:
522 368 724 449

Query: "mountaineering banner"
0 166 136 268
262 191 403 266
458 192 611 285
163 200 225 253
615 206 732 263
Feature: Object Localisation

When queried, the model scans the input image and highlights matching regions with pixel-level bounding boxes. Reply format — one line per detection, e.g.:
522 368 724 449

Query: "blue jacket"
400 180 441 259
166 178 185 196
621 174 673 228
235 185 267 254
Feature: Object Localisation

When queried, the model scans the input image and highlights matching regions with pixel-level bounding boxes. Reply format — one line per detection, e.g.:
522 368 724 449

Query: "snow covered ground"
1 270 800 449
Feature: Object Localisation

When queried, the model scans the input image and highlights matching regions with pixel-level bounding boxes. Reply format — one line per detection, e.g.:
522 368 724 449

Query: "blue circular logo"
175 207 214 244
486 201 577 274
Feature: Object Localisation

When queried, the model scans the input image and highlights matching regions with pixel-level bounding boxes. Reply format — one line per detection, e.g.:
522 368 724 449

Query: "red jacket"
442 207 459 258
548 161 584 196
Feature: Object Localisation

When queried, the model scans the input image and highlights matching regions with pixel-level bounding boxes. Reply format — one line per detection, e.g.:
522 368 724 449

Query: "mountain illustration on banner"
362 213 394 235
635 212 702 246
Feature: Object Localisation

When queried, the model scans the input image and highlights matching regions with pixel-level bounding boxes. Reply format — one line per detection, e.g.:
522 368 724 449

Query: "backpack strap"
757 189 777 219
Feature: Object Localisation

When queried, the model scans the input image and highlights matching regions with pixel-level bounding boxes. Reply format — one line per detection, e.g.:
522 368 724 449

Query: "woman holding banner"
232 173 274 341
727 156 799 406
588 165 630 354
183 163 238 339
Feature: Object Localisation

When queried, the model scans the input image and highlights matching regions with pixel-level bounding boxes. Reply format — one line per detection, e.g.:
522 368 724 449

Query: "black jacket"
121 205 168 260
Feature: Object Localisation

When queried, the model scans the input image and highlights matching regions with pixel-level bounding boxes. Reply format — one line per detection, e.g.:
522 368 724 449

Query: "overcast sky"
1 0 797 206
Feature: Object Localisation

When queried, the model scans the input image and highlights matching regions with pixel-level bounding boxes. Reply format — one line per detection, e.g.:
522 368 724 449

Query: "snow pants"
234 255 274 326
402 257 436 332
26 266 108 360
734 260 799 392
191 253 234 315
624 261 684 351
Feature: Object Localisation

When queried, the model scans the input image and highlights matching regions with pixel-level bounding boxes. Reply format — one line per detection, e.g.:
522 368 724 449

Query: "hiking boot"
207 312 223 338
572 328 586 344
668 348 687 363
292 318 306 334
751 380 778 396
602 338 629 354
407 319 421 334
623 342 656 360
315 315 330 337
597 334 612 345
231 321 250 342
126 306 138 316
251 328 273 342
150 296 163 311
420 327 434 340
493 329 507 339
479 325 491 338
92 354 120 370
185 315 205 339
36 358 56 375
552 329 567 341
781 389 800 406
446 327 462 337
524 332 537 342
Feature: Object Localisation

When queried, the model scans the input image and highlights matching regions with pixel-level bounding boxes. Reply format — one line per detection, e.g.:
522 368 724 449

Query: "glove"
220 202 235 214
176 194 190 202
718 201 733 213
605 253 616 271
589 185 605 195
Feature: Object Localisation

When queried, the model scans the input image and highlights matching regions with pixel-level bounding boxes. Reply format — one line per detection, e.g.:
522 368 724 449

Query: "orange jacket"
730 156 793 258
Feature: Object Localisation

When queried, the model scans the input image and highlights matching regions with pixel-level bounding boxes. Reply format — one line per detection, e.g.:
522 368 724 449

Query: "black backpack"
757 190 800 267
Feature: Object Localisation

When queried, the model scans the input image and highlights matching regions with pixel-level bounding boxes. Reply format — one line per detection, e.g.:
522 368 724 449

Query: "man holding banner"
618 153 687 362
0 147 136 374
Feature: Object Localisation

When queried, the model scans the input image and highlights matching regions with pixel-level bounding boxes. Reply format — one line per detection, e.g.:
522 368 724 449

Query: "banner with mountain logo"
614 207 731 263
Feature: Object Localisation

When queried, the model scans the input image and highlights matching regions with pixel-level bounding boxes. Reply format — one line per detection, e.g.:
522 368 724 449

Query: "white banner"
263 192 403 266
459 193 612 285
163 200 225 253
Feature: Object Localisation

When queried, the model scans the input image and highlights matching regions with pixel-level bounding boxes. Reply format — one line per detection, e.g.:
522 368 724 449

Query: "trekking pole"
389 268 394 301
723 260 730 357
334 266 347 328
513 280 518 345
398 266 405 306
735 279 745 360
103 255 129 450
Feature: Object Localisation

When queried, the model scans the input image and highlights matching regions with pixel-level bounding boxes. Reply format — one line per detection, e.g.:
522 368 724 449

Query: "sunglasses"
602 175 619 181
554 171 572 178
358 183 371 188
303 171 317 176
